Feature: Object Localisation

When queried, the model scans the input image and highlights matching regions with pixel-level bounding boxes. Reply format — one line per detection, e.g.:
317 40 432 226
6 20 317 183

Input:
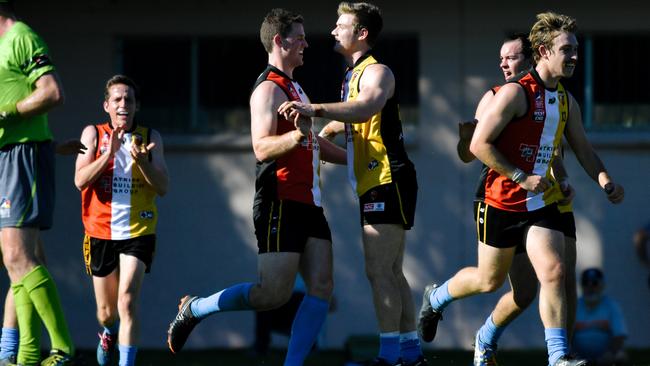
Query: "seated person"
573 268 628 366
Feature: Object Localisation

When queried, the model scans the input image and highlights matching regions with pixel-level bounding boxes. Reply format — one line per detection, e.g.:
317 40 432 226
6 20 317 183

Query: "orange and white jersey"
81 123 158 240
476 69 568 212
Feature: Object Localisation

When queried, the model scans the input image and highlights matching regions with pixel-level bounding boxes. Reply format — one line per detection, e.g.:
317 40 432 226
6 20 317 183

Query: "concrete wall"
5 0 649 350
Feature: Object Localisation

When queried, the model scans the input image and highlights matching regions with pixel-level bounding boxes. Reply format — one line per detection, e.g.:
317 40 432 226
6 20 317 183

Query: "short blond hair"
529 11 577 63
337 2 382 47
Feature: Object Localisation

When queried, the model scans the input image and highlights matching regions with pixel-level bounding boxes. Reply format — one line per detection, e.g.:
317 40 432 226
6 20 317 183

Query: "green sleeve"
13 29 56 87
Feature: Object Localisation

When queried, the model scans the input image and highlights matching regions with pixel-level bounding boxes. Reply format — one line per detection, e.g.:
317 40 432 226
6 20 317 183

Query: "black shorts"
561 211 576 240
83 234 156 277
359 174 417 230
0 141 55 230
254 199 331 254
474 201 564 252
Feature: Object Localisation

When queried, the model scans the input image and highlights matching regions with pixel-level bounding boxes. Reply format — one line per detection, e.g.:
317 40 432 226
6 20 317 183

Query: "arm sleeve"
13 29 56 86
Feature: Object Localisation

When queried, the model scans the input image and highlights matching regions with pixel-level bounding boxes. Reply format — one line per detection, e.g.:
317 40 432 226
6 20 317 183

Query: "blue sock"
103 323 118 335
429 280 454 312
399 331 423 364
477 315 505 348
0 327 18 359
118 344 137 366
284 295 329 366
191 282 254 318
378 332 400 364
545 328 568 366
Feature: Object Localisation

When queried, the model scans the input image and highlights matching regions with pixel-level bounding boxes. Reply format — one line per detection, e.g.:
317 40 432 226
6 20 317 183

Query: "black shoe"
402 355 428 366
167 295 201 354
417 283 443 342
553 356 587 366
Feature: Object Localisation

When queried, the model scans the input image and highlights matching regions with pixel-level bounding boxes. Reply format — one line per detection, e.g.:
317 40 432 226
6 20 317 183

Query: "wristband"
511 168 526 184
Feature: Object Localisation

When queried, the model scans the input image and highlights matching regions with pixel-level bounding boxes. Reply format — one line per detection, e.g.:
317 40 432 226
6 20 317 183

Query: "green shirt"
0 21 55 148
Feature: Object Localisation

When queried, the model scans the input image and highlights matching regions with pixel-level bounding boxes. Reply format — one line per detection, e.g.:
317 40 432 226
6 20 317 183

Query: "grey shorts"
0 141 55 230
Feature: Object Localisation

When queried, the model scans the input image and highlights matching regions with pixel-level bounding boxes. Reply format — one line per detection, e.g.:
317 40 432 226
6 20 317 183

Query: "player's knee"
117 293 138 318
96 304 117 325
256 286 294 310
538 261 565 285
364 261 390 283
479 276 505 293
308 277 333 299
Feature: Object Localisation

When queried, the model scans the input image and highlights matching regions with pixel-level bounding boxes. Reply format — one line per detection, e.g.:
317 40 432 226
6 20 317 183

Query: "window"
587 34 650 130
119 34 419 136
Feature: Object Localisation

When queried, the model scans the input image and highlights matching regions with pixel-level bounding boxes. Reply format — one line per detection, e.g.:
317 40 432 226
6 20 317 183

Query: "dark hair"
104 75 140 102
0 0 15 18
581 267 604 286
260 8 303 53
505 32 533 61
337 2 383 47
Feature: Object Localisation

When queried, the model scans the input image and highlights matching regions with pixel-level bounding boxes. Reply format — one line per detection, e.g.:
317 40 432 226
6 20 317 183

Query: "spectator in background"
572 268 628 366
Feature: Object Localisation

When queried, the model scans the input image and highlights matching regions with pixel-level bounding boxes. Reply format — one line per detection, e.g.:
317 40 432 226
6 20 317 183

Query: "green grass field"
74 347 650 366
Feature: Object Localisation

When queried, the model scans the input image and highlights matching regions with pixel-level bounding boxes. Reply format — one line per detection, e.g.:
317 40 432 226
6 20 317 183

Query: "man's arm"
469 83 550 193
319 121 345 141
74 125 122 191
317 136 346 164
564 94 624 204
17 73 64 118
277 64 394 123
131 129 169 196
251 81 311 163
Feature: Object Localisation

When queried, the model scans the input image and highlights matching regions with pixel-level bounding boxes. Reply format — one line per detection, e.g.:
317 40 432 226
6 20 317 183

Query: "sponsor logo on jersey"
534 109 545 122
535 90 544 109
519 143 539 163
367 159 379 171
363 202 385 212
100 132 110 154
0 198 10 218
139 210 154 219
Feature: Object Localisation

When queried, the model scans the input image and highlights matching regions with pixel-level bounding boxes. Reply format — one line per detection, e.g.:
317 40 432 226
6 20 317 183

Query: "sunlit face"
331 13 358 54
544 31 578 79
103 84 137 129
281 23 308 67
499 39 529 80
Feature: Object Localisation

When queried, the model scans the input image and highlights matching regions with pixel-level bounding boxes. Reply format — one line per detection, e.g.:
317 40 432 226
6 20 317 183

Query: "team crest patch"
0 198 11 218
367 159 379 171
139 210 154 219
100 132 110 154
363 202 385 212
